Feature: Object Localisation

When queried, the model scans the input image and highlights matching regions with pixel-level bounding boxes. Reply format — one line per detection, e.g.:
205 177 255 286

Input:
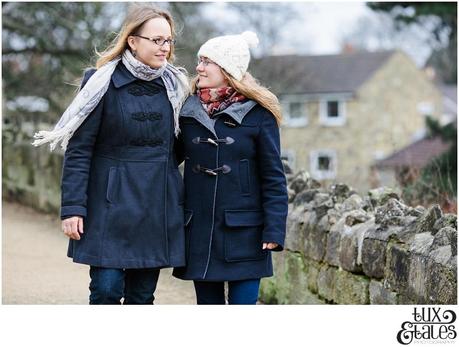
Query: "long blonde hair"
191 70 282 126
95 4 176 68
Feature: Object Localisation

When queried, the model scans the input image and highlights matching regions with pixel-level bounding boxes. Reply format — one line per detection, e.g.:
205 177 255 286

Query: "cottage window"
282 100 308 127
310 149 337 180
318 155 330 170
327 101 339 118
289 102 303 118
319 99 346 126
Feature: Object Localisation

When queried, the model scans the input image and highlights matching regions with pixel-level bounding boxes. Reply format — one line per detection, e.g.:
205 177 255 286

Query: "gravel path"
2 201 195 304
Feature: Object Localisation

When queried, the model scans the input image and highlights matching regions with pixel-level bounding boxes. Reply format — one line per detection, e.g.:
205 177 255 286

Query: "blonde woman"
172 32 288 304
32 4 189 304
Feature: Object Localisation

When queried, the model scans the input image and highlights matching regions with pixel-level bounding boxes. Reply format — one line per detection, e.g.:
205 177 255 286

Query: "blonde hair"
191 70 282 126
95 4 176 68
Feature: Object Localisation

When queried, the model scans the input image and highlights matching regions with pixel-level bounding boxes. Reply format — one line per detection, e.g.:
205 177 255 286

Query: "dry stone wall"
3 140 63 214
259 170 457 305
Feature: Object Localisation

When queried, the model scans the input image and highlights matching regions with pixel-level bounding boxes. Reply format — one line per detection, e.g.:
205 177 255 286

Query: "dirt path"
2 201 195 304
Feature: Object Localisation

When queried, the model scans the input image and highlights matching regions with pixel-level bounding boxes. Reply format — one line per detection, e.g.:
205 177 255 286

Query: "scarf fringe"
32 116 84 151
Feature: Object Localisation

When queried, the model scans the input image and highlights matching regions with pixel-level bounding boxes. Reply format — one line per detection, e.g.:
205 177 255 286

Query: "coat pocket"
106 167 118 204
239 159 251 196
224 209 266 262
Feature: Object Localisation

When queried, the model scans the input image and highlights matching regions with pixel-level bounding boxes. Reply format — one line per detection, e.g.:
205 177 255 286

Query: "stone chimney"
341 43 355 54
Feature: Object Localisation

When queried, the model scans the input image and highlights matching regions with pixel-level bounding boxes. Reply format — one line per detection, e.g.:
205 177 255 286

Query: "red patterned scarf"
197 87 246 117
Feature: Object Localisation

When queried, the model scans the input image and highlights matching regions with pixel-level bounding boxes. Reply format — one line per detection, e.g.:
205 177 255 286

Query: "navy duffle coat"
61 63 185 269
172 95 288 281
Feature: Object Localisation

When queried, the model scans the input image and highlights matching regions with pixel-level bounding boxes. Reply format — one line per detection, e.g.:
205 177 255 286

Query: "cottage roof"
250 50 396 95
373 136 451 169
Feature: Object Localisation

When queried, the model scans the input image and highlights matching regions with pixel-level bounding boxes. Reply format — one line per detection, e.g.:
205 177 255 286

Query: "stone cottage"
250 50 443 194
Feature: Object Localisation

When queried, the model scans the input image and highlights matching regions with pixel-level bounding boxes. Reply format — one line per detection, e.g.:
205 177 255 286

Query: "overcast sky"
204 1 436 67
284 2 371 53
204 1 369 52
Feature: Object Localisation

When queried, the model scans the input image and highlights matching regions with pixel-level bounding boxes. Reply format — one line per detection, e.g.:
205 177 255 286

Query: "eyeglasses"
197 57 216 67
133 35 176 46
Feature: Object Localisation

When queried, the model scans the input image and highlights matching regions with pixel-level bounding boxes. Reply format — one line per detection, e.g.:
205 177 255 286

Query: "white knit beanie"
197 31 259 81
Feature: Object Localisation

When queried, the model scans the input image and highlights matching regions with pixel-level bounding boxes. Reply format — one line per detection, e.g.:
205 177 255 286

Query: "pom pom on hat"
197 31 260 81
240 31 259 49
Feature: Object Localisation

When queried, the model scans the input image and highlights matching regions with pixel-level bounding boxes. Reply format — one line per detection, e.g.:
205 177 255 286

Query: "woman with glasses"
33 4 189 304
173 32 288 304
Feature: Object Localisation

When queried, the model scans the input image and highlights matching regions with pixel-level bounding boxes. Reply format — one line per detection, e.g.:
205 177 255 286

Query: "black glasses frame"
133 35 176 46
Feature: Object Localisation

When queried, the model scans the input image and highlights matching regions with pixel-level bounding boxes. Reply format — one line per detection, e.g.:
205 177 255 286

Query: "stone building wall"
279 50 443 193
259 170 457 304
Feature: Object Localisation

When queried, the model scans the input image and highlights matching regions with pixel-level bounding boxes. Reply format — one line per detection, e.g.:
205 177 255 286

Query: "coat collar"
180 95 217 136
180 95 258 136
111 63 164 89
215 98 258 123
112 63 138 88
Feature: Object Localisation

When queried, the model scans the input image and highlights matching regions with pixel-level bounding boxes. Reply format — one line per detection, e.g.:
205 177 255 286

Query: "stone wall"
260 170 457 304
2 138 63 214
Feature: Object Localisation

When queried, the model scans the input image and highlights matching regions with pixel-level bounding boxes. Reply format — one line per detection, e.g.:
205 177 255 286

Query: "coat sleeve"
60 68 103 220
256 110 288 251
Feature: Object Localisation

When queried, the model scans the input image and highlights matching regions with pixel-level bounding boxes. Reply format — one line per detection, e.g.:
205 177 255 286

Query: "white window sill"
319 118 346 127
284 118 308 127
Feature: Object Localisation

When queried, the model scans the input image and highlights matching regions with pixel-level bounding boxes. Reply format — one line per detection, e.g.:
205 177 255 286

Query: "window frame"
280 96 308 127
310 149 337 180
319 98 346 126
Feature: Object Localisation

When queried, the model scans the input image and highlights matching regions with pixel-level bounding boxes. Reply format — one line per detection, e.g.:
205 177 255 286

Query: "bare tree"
340 11 438 66
222 2 301 57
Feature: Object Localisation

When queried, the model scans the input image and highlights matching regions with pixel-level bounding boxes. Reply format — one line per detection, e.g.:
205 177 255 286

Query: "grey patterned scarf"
32 49 189 151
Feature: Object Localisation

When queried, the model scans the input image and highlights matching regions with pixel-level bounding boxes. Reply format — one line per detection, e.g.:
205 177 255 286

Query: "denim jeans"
89 266 160 304
193 279 261 305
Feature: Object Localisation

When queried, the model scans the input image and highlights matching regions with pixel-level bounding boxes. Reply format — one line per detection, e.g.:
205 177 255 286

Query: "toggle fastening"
192 164 232 176
192 137 235 146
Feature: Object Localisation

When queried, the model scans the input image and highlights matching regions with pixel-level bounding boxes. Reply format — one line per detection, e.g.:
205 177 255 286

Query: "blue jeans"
193 279 261 305
89 266 160 305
